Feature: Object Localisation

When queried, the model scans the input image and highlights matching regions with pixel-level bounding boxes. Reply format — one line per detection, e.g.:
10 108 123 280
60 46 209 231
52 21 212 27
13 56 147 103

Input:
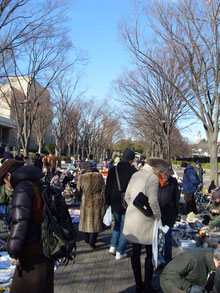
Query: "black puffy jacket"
7 165 43 259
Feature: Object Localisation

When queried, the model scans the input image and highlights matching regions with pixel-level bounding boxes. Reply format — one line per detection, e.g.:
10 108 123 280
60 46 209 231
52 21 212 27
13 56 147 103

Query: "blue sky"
69 0 133 101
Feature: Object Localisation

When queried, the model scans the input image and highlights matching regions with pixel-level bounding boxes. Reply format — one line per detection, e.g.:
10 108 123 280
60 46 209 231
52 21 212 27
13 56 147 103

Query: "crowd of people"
0 149 219 293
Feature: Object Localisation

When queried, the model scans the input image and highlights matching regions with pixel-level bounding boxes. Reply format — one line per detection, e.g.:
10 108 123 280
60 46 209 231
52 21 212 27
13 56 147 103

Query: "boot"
144 258 157 293
131 254 143 293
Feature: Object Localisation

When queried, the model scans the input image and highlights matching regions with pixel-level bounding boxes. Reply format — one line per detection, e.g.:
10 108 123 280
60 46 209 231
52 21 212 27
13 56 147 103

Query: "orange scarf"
158 175 166 188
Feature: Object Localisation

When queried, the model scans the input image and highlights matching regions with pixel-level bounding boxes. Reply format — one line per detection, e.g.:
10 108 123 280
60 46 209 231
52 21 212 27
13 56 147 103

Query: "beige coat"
77 171 105 233
123 164 161 245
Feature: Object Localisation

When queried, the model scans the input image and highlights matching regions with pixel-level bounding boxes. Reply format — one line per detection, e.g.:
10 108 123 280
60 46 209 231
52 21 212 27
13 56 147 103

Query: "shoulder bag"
115 165 127 209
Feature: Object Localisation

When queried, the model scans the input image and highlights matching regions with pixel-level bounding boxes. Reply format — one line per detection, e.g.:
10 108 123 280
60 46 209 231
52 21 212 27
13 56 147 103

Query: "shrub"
45 143 56 153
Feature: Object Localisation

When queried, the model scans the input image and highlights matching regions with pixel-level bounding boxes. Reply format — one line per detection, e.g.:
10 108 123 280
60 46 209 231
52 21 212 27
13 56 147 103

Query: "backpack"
42 156 49 166
40 185 77 264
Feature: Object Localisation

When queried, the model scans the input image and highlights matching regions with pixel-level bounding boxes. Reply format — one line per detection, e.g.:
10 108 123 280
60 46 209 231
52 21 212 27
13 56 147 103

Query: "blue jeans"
164 228 172 264
110 212 127 254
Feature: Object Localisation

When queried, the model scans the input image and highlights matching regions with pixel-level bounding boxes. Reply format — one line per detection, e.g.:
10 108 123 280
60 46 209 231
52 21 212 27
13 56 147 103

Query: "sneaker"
115 251 127 260
109 246 116 255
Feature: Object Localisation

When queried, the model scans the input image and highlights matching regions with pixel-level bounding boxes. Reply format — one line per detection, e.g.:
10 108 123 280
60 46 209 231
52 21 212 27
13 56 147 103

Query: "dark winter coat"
105 161 137 213
215 265 220 293
194 166 204 184
160 250 216 293
182 165 200 194
77 168 105 233
158 176 179 227
7 165 44 259
209 215 220 230
33 156 43 171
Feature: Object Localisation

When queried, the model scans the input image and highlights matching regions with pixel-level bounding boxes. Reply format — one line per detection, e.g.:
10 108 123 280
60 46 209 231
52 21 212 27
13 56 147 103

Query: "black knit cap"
121 148 135 162
181 162 188 168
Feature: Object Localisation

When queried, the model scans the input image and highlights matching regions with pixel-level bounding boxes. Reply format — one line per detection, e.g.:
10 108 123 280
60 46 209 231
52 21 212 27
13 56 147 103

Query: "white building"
194 131 201 144
0 76 53 153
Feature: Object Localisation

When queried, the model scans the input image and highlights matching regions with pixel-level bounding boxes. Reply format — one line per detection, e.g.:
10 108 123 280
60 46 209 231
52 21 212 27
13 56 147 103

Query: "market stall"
172 213 220 254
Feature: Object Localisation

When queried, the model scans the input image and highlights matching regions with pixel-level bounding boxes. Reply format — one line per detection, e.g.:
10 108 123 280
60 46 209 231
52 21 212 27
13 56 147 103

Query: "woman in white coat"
123 158 170 293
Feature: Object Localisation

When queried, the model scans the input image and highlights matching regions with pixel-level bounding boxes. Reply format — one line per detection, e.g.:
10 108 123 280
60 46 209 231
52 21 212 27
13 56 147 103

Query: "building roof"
0 116 16 128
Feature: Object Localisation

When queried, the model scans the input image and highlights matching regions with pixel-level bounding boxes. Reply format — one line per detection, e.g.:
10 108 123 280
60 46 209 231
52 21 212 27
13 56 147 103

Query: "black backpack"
41 185 77 264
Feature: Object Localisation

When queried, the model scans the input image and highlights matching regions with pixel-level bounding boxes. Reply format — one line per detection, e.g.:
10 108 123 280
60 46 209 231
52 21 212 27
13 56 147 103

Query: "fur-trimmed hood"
146 157 169 173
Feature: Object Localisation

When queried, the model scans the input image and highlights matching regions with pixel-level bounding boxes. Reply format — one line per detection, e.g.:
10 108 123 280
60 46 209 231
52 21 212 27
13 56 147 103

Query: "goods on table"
0 252 15 290
179 240 196 248
68 208 80 223
173 214 220 253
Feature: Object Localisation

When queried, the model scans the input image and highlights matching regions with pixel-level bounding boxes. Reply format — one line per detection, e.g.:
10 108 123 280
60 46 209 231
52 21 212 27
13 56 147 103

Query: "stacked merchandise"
68 209 80 223
0 252 15 292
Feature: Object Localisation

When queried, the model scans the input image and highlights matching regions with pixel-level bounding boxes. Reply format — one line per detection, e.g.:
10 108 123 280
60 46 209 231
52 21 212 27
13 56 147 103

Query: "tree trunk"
16 132 21 154
166 132 171 162
67 143 71 156
73 137 76 157
76 141 80 159
55 136 62 168
81 143 84 161
208 134 218 186
22 136 30 157
38 139 42 154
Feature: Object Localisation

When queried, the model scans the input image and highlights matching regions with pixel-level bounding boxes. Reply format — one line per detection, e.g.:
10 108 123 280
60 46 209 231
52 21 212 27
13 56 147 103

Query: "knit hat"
15 154 24 161
195 160 200 165
1 151 14 163
147 157 169 173
0 159 24 186
202 215 211 225
3 151 14 160
81 161 93 170
121 148 135 162
181 162 188 168
213 191 220 200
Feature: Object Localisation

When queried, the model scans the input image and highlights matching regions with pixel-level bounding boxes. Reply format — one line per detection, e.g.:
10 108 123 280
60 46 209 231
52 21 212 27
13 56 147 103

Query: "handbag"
115 166 127 209
133 175 153 217
133 192 153 217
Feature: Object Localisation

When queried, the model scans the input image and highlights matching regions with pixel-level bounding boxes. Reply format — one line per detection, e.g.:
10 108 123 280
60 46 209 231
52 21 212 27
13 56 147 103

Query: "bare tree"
170 127 192 159
77 100 104 160
32 101 53 153
50 73 85 165
119 0 220 183
97 115 121 160
65 105 82 157
71 99 122 162
113 60 188 160
0 0 68 55
0 0 87 157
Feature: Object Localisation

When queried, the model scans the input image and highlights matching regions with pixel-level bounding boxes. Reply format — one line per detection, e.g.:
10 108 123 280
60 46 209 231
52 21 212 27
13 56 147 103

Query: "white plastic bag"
103 206 112 226
152 219 169 268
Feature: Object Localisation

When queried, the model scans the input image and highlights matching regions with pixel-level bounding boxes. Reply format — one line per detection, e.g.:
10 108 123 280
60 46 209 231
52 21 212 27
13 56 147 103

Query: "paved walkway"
54 227 136 293
54 225 170 293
